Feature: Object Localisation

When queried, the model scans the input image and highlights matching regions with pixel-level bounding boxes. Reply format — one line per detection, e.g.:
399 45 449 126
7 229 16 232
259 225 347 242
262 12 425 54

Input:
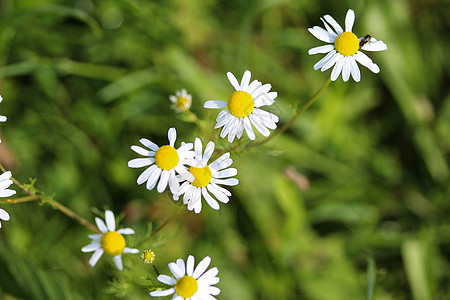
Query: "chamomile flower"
0 171 15 228
308 9 387 82
204 70 279 143
150 255 220 299
170 89 192 113
0 95 7 143
142 250 156 264
175 138 238 213
128 128 194 194
81 210 139 271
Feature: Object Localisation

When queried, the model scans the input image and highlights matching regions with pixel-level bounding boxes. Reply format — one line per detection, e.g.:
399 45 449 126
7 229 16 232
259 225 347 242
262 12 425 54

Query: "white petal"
139 138 159 151
214 111 232 129
321 51 340 71
105 210 116 232
354 51 380 73
210 182 232 197
123 247 139 253
320 17 338 36
227 72 240 91
345 9 355 32
168 171 180 194
250 83 271 100
193 256 211 279
113 255 123 271
137 164 158 185
240 70 251 90
81 243 100 252
349 57 361 82
157 170 170 193
186 255 195 276
95 217 108 233
203 100 227 109
214 178 239 186
342 56 351 82
169 261 185 279
209 153 232 171
361 39 388 51
128 157 154 168
88 234 102 240
117 228 135 235
330 55 345 81
131 145 154 157
89 249 104 267
150 288 175 297
146 168 162 190
176 258 186 274
308 44 335 55
323 14 343 34
194 138 203 161
206 184 230 203
0 171 12 181
214 168 237 178
308 26 335 43
157 274 177 285
168 128 176 147
249 114 270 137
243 117 255 140
246 80 261 94
0 190 16 198
202 188 220 210
197 267 219 284
202 141 215 165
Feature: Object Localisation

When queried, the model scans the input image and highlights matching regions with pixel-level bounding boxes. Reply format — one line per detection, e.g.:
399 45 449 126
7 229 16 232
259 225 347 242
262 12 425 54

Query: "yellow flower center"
334 32 359 56
100 231 125 256
142 250 155 264
175 276 198 298
155 145 179 170
227 91 254 118
189 165 212 188
176 97 191 112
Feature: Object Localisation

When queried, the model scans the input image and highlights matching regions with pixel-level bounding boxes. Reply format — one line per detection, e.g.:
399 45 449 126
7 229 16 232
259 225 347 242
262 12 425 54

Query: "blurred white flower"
0 171 16 228
308 9 387 82
128 127 194 194
150 255 220 299
170 89 192 113
204 70 279 143
81 210 139 270
175 138 238 213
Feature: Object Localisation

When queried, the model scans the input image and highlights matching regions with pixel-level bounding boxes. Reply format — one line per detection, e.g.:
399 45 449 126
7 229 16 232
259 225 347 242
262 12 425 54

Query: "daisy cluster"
0 8 387 300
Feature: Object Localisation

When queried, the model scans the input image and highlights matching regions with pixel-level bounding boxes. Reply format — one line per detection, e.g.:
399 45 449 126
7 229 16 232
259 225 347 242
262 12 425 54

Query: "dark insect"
359 34 372 49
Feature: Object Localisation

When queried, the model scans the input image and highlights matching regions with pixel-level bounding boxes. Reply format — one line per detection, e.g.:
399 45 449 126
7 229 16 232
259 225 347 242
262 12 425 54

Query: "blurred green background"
0 0 449 299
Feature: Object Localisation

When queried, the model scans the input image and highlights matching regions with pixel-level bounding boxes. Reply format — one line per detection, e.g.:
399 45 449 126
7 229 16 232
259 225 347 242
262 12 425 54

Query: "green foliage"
0 0 449 299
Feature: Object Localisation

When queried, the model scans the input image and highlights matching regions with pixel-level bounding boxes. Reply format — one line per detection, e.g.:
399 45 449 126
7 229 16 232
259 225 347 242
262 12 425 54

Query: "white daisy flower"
128 128 194 194
0 95 8 143
81 210 139 271
150 255 220 299
170 89 192 113
0 171 16 228
204 70 279 143
175 138 238 214
308 9 387 82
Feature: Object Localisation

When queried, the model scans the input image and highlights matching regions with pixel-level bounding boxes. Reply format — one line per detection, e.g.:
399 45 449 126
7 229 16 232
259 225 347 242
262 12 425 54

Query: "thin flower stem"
251 77 331 148
137 205 184 247
0 163 100 233
0 195 40 204
152 264 160 276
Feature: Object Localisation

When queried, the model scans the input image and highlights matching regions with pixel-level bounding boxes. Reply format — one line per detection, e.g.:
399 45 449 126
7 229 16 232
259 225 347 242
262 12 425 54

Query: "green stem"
250 77 331 149
137 205 184 247
0 163 100 233
0 195 40 204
